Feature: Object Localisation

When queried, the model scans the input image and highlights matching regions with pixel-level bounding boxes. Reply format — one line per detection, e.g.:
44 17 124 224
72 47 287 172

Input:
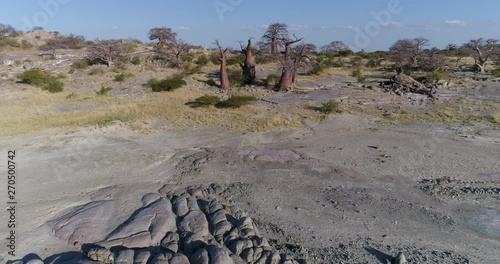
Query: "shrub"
318 100 342 114
89 67 105 75
226 54 245 66
130 56 141 65
351 68 366 83
187 95 221 108
331 58 345 68
181 64 202 76
181 54 194 63
195 54 210 66
96 87 112 96
18 69 51 86
308 63 328 75
228 68 245 85
114 73 127 82
425 71 449 83
216 96 257 108
209 53 220 65
71 59 91 70
146 76 187 92
255 55 274 64
492 67 500 77
266 74 280 86
42 79 64 93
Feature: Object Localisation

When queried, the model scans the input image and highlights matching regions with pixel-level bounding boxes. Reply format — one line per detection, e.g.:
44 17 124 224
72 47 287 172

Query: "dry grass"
0 87 310 137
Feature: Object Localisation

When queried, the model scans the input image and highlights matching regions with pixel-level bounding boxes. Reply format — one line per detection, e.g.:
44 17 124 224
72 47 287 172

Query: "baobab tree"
389 37 430 70
239 39 256 84
154 39 190 68
42 34 85 59
215 40 230 90
275 36 313 92
321 41 350 54
261 23 289 55
148 27 177 46
87 40 123 67
462 38 499 73
0 24 17 37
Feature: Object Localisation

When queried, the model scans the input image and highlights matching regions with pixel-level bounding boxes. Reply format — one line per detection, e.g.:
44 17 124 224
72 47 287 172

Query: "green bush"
195 54 210 66
18 69 51 86
351 68 366 83
71 59 91 70
266 74 280 86
114 73 127 82
492 67 500 77
226 54 245 66
42 79 64 93
425 71 449 83
209 53 220 65
228 68 245 85
255 55 274 64
318 100 342 114
216 96 257 108
181 54 194 63
181 64 202 76
187 95 221 108
96 87 112 96
21 40 33 49
146 76 187 92
130 56 141 65
308 63 328 75
89 67 105 75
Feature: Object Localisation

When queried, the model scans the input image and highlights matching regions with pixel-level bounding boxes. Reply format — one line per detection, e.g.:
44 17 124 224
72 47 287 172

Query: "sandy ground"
1 112 499 263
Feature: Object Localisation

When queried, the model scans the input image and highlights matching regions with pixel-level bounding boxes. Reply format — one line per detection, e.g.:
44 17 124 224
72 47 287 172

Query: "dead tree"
261 23 289 55
87 40 123 67
215 40 230 91
239 39 256 84
42 34 85 59
321 41 350 54
389 37 430 70
275 36 311 92
148 27 177 46
462 38 498 73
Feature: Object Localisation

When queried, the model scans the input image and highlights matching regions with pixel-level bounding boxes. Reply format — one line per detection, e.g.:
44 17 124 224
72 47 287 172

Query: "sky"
1 0 499 51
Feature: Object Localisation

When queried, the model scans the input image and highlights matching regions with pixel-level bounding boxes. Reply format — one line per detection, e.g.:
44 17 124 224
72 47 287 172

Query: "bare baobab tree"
462 38 499 73
321 41 350 54
275 36 313 92
261 23 289 55
154 39 190 68
148 27 177 46
215 40 230 90
87 40 123 67
239 39 256 84
389 37 430 70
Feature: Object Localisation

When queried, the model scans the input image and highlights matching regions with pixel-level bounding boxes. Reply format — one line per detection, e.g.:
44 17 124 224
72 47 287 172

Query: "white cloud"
385 22 404 28
112 26 120 30
176 26 190 31
289 24 308 31
444 20 468 27
334 25 357 31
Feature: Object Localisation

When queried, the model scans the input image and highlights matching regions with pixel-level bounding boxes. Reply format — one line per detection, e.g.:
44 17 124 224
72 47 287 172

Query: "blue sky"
1 0 499 51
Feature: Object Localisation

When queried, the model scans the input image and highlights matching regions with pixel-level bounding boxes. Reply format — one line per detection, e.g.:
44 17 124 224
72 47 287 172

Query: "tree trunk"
275 59 295 92
220 56 229 90
271 36 278 55
240 39 256 84
51 48 56 60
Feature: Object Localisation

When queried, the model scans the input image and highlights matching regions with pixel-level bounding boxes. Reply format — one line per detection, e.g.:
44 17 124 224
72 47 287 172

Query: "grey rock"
395 252 408 264
206 245 234 264
134 250 152 264
228 238 253 256
172 195 189 217
181 233 207 254
105 198 177 247
169 253 190 264
190 248 209 264
255 250 272 264
241 248 255 262
149 253 170 264
115 249 135 264
141 193 162 207
25 260 44 264
179 210 209 237
160 231 180 253
46 200 116 246
85 247 115 264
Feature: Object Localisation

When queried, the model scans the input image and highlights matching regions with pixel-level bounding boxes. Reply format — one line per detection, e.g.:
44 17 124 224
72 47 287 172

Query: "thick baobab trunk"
274 37 303 92
240 39 256 84
476 59 486 73
276 59 295 91
271 37 279 55
216 41 230 90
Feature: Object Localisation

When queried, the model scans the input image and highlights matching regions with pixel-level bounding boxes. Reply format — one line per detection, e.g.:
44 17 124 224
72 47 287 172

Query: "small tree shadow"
365 247 394 264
